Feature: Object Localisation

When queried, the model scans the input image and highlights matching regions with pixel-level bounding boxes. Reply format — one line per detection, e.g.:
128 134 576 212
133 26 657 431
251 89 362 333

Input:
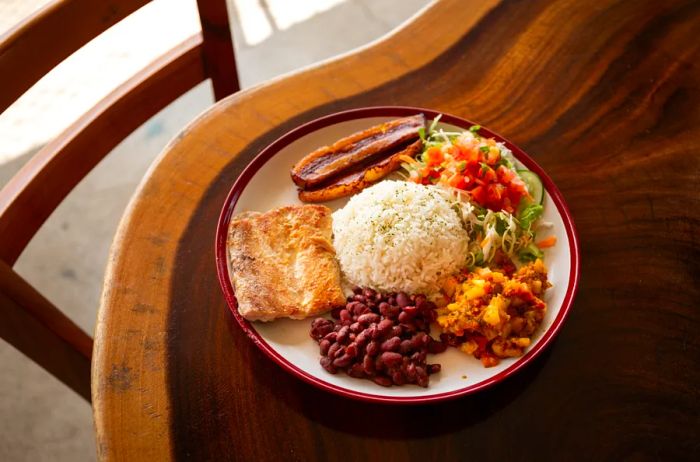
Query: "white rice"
332 180 469 295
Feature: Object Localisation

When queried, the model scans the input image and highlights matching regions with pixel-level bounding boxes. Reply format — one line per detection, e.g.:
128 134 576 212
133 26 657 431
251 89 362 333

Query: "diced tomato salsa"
407 130 528 213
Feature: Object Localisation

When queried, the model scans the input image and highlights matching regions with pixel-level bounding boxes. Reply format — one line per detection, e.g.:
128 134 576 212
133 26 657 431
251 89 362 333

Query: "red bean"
396 292 410 307
336 326 350 344
310 287 445 388
381 336 401 352
402 306 418 318
374 355 385 371
357 313 380 325
378 302 391 316
372 376 392 387
428 339 448 354
427 364 441 374
354 303 371 316
391 370 406 385
327 343 342 359
310 318 333 339
377 318 393 336
381 352 403 368
333 354 353 368
320 356 337 374
345 343 358 358
366 341 379 357
362 355 375 375
319 339 331 356
417 332 431 347
348 363 365 378
355 330 370 346
405 363 417 380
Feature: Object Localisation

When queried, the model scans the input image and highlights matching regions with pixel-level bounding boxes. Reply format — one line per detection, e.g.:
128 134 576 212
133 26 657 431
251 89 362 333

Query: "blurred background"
0 0 428 460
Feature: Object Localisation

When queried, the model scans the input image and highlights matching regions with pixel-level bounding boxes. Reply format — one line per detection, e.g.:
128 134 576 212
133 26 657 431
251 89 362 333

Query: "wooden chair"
0 0 239 402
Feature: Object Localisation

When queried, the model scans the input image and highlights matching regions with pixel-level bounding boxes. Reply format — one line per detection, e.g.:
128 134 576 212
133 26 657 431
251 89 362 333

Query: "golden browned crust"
290 114 425 189
227 205 345 321
298 139 423 203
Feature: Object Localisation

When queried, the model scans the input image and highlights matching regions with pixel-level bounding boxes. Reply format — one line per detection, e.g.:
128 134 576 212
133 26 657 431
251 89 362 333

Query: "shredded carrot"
398 154 419 164
536 236 557 248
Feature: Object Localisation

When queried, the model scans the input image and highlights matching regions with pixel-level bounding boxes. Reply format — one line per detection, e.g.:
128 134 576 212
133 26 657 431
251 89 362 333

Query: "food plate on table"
215 106 580 404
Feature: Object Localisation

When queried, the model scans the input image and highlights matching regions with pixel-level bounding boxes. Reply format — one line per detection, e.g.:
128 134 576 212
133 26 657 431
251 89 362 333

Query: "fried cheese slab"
227 205 345 321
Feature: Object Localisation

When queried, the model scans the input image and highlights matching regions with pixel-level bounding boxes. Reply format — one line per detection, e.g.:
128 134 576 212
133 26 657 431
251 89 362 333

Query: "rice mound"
332 180 469 295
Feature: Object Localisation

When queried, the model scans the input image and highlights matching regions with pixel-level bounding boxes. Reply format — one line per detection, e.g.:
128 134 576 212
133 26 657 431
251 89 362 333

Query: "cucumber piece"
517 169 544 205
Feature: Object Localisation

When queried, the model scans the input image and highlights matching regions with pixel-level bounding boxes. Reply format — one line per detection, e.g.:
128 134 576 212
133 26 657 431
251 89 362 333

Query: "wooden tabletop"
92 0 700 460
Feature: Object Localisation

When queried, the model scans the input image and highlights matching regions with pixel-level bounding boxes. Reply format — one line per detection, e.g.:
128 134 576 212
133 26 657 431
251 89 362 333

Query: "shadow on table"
296 349 551 439
230 310 554 439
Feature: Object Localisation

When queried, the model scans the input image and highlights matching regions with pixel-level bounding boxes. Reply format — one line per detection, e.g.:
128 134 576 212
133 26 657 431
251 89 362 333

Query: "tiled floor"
0 0 429 460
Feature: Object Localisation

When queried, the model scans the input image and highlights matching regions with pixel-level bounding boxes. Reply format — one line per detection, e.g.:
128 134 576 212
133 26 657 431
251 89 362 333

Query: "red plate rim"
215 106 581 405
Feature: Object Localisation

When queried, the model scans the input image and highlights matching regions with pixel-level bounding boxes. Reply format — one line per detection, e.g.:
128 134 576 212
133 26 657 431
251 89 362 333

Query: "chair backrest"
0 0 239 401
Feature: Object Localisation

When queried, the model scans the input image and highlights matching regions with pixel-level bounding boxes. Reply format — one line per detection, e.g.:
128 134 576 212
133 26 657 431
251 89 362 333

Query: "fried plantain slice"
291 114 425 189
298 139 423 203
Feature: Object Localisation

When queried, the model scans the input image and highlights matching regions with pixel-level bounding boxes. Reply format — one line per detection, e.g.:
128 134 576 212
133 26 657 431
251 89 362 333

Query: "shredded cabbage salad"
433 176 547 267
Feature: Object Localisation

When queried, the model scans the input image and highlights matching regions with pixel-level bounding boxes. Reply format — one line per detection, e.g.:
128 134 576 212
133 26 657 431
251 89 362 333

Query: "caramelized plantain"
291 114 425 189
298 140 423 203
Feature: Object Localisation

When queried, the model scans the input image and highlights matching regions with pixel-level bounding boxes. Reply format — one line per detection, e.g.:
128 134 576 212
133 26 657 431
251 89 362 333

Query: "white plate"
215 106 580 404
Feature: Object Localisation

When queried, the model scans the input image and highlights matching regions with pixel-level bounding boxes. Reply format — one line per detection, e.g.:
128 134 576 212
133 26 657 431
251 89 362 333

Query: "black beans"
310 288 449 388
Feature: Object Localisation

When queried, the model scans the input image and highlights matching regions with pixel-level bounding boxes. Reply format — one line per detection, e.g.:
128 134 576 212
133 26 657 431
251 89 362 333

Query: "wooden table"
92 0 700 459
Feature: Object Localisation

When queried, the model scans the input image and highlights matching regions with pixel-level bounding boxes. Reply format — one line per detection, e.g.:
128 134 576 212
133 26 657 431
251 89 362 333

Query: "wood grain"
94 0 700 460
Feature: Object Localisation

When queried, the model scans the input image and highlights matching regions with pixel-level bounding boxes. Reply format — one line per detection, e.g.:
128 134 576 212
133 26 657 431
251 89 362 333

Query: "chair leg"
0 260 92 402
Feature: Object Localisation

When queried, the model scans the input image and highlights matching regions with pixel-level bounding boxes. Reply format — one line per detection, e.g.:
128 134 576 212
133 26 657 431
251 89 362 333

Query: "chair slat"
0 0 150 113
196 0 240 100
0 33 206 265
0 260 92 401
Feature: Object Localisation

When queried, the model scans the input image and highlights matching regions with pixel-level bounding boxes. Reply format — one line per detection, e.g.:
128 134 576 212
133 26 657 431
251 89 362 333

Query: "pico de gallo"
402 120 540 214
